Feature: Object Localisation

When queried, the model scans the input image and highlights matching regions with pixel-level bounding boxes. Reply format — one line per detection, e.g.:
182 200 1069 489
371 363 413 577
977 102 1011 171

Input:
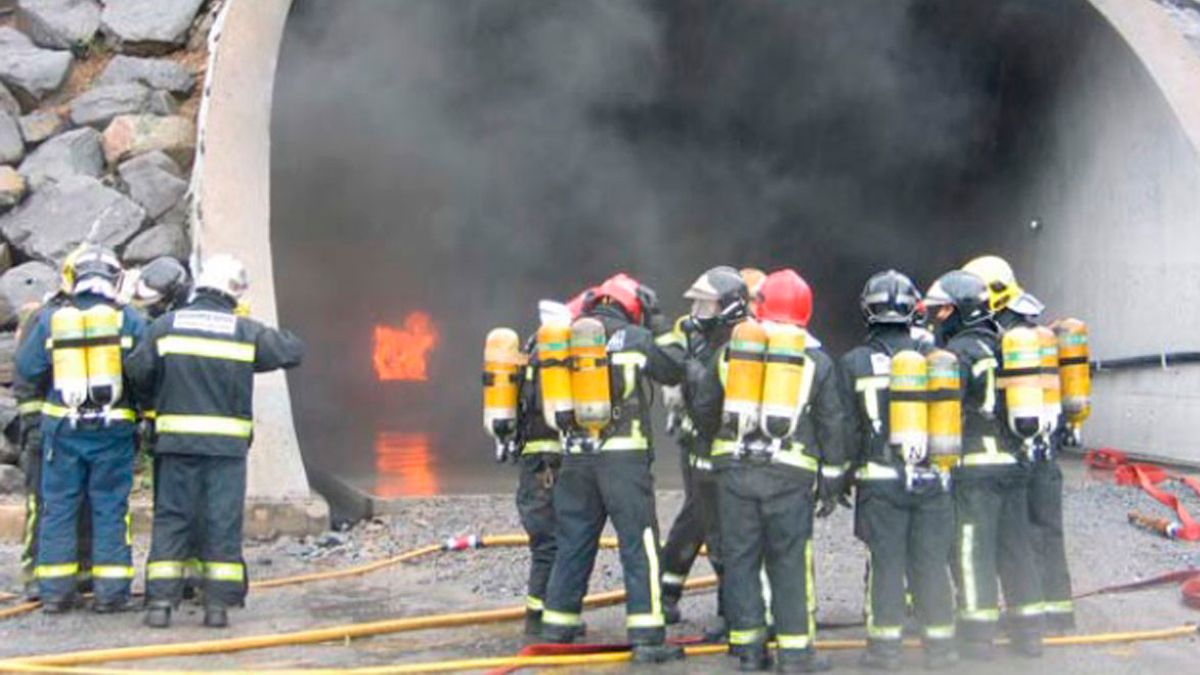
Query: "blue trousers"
37 426 135 604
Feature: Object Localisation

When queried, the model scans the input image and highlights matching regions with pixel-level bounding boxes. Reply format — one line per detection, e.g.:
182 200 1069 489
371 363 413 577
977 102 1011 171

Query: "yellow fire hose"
0 625 1195 674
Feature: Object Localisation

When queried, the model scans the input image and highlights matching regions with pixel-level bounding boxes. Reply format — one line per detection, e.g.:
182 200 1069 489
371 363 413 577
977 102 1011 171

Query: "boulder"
0 110 23 163
0 81 19 117
148 89 176 116
96 55 195 95
0 260 56 327
16 0 101 50
17 110 65 145
100 0 205 54
117 150 185 218
0 165 25 210
0 465 22 493
0 26 72 110
0 175 145 263
101 114 194 167
17 126 103 189
122 221 188 264
68 81 151 129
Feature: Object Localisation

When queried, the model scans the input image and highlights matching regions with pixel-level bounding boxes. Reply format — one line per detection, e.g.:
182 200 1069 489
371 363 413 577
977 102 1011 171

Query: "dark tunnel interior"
271 0 1097 501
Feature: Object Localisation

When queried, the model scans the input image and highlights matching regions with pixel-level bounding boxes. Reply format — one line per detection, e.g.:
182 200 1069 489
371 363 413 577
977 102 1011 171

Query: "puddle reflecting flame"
374 432 439 497
373 312 439 381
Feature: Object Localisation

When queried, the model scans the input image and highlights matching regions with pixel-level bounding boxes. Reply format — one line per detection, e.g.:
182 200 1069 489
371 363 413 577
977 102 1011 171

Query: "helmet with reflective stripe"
71 244 122 299
962 255 1021 313
588 273 642 324
195 254 249 302
924 270 990 326
757 268 813 327
684 266 748 326
860 269 919 326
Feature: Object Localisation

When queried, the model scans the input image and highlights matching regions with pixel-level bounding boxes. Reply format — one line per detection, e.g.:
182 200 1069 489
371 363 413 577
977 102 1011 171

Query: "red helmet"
588 273 643 323
757 269 813 326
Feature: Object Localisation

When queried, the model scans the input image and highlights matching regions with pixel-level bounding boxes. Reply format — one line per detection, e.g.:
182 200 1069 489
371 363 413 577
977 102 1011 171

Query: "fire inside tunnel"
270 0 1118 500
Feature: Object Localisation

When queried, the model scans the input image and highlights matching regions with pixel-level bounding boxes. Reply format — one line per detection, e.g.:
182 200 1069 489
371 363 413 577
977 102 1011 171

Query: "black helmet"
860 269 919 326
924 270 991 327
683 265 748 327
135 257 192 316
71 244 122 299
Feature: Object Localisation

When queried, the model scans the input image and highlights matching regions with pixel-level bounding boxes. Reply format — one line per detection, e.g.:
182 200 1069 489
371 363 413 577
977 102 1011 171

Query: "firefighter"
659 266 750 635
539 273 686 663
839 270 957 670
713 268 847 673
923 270 1044 659
962 255 1074 633
130 254 304 629
15 245 145 613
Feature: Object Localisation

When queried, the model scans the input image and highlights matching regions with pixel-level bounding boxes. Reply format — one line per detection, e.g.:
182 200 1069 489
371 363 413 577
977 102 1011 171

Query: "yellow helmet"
962 255 1021 313
59 244 87 294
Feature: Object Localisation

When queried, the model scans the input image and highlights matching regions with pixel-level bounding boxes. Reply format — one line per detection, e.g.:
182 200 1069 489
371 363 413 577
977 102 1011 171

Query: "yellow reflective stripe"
186 559 205 576
35 563 80 579
610 352 647 367
626 613 665 629
147 561 184 580
868 625 903 640
1043 600 1074 614
42 404 136 422
820 463 846 479
974 357 997 414
661 572 686 587
688 454 713 471
157 415 253 438
522 439 562 455
856 375 889 426
962 437 1016 466
120 336 133 349
124 510 132 546
971 357 998 376
773 450 819 472
960 523 978 615
777 633 813 649
205 562 244 582
857 462 901 480
1011 603 1044 617
18 400 44 415
92 565 134 579
925 624 955 640
599 435 649 451
22 494 38 561
655 332 684 347
805 539 816 638
143 410 157 420
712 439 738 457
643 527 662 622
542 609 582 627
729 628 766 645
157 335 256 362
525 596 544 611
960 608 1000 622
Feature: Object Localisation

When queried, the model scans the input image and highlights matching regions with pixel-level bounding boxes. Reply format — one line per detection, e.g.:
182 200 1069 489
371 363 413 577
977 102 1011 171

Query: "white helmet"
195 254 248 301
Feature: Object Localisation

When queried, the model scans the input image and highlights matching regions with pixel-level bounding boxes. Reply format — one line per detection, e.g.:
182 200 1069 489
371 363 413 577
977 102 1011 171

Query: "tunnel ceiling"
271 0 1103 495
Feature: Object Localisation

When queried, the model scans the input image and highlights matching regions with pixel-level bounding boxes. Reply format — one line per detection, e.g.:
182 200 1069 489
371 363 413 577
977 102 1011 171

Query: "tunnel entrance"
271 0 1103 502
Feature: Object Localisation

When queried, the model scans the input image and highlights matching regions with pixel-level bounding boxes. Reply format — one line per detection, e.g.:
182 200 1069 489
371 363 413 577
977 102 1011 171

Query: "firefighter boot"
523 609 541 637
145 601 172 628
662 594 683 625
859 640 903 671
777 648 832 673
204 604 229 628
959 639 995 661
1009 630 1043 658
923 641 959 670
736 642 771 672
631 642 686 664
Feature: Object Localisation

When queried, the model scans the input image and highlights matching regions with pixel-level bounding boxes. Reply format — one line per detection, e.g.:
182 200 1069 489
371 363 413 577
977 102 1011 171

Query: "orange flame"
373 312 439 381
374 432 439 497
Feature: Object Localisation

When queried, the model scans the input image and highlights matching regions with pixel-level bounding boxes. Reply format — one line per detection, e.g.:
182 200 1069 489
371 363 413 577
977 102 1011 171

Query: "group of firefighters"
13 244 303 629
485 256 1088 671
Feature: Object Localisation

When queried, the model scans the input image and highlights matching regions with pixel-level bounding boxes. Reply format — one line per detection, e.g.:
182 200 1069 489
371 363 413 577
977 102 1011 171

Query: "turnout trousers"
1029 459 1073 625
542 452 666 644
146 454 248 608
35 427 134 605
719 463 818 656
20 424 93 592
952 465 1044 643
661 443 723 610
515 453 559 614
855 476 956 650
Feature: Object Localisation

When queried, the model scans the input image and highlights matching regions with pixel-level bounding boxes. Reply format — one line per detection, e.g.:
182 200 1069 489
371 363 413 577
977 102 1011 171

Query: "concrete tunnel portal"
223 0 1200 512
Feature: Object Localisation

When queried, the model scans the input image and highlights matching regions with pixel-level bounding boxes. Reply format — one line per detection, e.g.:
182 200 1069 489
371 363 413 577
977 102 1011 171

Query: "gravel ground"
0 458 1198 673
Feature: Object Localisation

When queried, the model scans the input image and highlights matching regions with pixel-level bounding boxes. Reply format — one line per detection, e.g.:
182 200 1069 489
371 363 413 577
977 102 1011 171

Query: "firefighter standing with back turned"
713 268 848 673
839 270 958 670
129 254 304 629
659 266 751 637
539 273 686 663
922 270 1044 659
15 245 146 613
963 255 1076 633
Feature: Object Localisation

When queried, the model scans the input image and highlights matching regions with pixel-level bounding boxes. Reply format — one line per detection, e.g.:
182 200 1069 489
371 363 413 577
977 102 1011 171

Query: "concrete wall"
1013 0 1200 462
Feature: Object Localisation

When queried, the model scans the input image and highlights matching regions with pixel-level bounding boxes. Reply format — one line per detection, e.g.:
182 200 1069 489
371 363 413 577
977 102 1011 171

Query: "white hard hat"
195 254 248 301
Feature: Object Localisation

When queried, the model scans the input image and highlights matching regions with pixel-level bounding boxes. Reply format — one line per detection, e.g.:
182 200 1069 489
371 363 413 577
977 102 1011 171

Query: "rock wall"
0 0 217 493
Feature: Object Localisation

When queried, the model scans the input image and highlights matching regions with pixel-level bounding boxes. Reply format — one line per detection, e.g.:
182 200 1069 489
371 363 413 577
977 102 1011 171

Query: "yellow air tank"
1036 325 1062 435
722 319 767 439
482 328 522 441
889 350 928 465
83 305 123 408
537 322 574 431
1002 326 1043 439
50 306 89 410
569 317 611 436
760 323 807 439
1054 318 1091 425
926 349 962 471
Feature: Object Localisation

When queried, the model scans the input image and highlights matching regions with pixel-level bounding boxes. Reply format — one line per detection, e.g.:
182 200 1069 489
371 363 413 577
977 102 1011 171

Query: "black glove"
816 473 847 518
